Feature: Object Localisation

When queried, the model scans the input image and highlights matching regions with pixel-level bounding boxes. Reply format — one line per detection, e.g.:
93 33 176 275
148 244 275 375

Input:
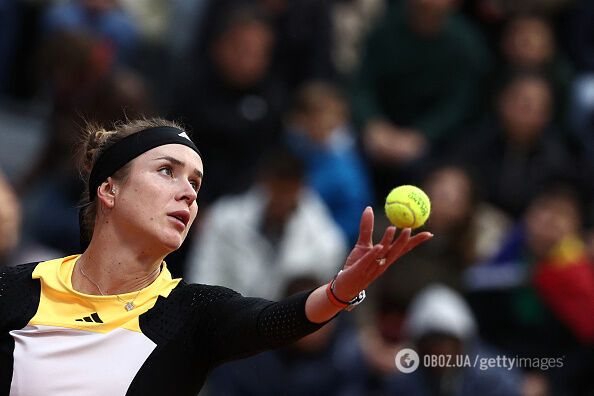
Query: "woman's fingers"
362 244 389 278
401 232 433 255
378 226 396 253
384 228 411 263
360 243 384 267
379 229 433 269
356 207 374 247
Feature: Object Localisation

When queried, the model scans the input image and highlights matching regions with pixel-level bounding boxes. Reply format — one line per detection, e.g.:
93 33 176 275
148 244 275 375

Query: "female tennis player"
0 118 432 395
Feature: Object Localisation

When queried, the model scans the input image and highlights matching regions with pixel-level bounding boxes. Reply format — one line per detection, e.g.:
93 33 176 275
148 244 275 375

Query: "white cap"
404 284 476 341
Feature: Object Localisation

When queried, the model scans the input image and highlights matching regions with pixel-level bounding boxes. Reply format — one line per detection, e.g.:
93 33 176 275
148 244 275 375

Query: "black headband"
88 126 201 199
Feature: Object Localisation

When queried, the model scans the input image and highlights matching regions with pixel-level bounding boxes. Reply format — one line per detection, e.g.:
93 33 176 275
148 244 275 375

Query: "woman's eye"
159 167 173 177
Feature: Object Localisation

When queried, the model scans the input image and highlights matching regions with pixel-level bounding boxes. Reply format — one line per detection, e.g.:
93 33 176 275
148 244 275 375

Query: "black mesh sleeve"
205 287 331 365
0 263 40 331
0 263 40 394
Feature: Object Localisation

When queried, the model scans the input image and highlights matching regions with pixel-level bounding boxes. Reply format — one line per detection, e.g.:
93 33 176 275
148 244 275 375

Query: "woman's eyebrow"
154 156 203 178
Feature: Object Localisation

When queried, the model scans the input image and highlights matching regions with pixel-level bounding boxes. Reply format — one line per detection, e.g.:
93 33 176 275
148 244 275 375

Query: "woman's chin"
160 234 184 253
141 227 185 256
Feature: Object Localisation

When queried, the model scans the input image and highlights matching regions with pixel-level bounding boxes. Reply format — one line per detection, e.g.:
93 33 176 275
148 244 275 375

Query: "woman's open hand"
305 207 433 323
332 207 433 302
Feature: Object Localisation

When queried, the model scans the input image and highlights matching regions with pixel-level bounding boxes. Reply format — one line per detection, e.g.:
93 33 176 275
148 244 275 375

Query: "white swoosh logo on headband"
178 132 191 141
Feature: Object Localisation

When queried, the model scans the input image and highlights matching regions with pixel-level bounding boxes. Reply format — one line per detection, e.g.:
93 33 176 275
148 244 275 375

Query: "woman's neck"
72 238 164 296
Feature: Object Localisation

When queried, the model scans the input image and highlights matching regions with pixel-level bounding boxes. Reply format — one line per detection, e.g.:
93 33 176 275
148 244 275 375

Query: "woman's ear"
97 178 117 209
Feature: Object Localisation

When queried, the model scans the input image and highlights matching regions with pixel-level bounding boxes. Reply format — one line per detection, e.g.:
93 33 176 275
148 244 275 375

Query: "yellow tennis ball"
385 185 431 229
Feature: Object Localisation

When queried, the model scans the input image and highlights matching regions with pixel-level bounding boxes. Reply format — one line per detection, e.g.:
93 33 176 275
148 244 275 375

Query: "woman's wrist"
325 281 349 309
304 285 344 323
325 273 366 312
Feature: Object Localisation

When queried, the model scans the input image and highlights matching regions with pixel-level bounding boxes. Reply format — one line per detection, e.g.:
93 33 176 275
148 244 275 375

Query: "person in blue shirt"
285 80 373 245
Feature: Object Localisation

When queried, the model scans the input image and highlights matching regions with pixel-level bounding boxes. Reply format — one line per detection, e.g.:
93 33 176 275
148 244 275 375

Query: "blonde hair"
78 118 187 245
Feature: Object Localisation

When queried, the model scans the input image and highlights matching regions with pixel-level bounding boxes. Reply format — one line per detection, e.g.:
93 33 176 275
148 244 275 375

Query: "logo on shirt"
75 312 104 323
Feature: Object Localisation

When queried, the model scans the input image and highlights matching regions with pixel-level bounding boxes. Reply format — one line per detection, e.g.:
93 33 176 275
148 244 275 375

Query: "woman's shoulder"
169 282 271 316
169 281 243 305
0 262 39 283
0 262 42 326
1 262 43 301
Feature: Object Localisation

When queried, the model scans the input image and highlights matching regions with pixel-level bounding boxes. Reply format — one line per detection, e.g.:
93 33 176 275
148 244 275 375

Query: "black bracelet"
330 271 366 311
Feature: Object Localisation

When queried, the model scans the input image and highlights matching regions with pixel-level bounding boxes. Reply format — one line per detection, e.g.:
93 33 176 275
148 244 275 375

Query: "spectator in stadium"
193 0 335 90
351 0 491 200
419 164 511 267
455 71 574 218
42 0 139 64
284 80 373 245
169 4 288 205
498 13 573 124
465 184 594 394
185 147 346 300
387 284 523 395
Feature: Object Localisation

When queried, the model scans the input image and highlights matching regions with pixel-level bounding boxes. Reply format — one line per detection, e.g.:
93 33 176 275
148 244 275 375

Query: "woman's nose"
178 180 197 204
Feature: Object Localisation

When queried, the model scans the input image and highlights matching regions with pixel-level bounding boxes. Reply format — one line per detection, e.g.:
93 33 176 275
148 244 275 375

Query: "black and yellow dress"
0 255 326 395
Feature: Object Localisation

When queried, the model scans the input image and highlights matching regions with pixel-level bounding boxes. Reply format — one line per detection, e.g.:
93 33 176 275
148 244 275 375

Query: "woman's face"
110 144 203 255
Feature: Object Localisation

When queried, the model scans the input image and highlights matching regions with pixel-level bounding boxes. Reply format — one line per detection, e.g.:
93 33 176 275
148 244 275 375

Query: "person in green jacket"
351 0 492 201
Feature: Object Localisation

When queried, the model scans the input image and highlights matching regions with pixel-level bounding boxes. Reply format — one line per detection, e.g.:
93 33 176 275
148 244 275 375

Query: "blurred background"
0 0 593 395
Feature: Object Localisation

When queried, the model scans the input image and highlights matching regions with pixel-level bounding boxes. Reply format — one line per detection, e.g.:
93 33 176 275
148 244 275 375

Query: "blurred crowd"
1 0 593 395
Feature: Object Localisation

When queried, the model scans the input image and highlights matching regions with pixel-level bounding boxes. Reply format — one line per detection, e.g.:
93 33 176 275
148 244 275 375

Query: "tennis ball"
385 185 431 229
